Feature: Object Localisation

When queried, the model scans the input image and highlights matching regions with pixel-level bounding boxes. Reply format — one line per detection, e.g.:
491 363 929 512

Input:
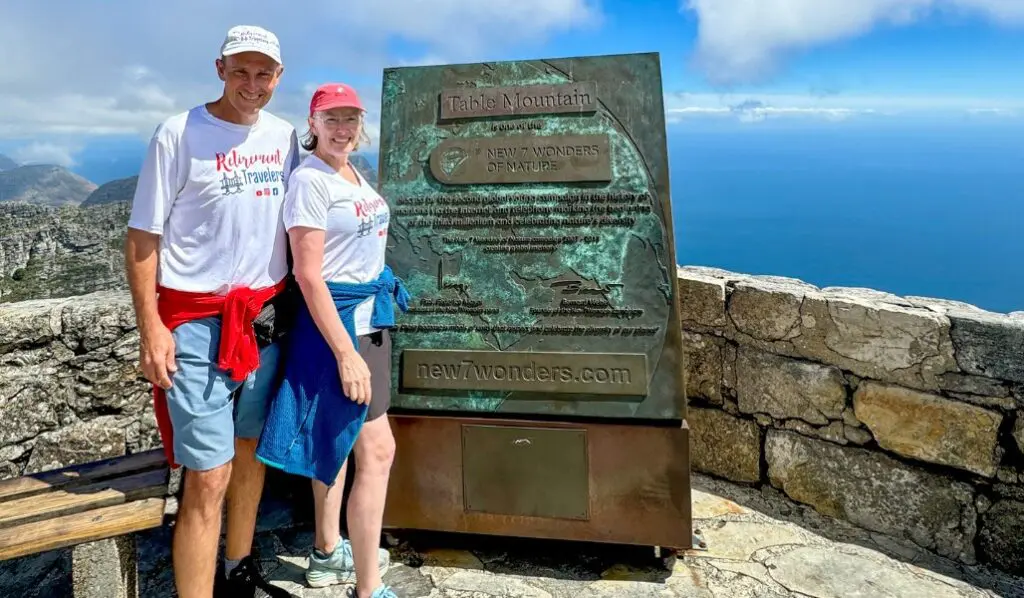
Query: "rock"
994 483 1024 501
782 419 847 445
821 286 914 307
728 278 808 342
0 444 26 462
69 359 148 418
735 348 846 425
853 381 1002 477
765 430 976 563
691 488 751 519
722 343 737 392
24 419 126 473
58 292 135 352
1015 417 1024 455
689 408 762 483
381 563 436 598
792 292 957 392
701 560 774 588
925 302 1024 384
685 521 803 561
841 407 861 428
844 425 873 445
0 549 72 598
0 462 19 480
0 293 158 480
0 202 130 304
682 331 724 405
0 297 64 351
438 570 551 597
946 392 1018 412
938 372 1010 397
677 269 727 329
0 379 61 446
977 500 1024 573
952 316 1024 383
124 403 161 454
998 468 1021 484
419 548 484 570
576 579 676 598
764 546 966 598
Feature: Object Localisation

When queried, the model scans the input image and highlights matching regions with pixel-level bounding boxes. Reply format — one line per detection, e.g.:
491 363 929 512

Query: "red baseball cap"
309 83 365 115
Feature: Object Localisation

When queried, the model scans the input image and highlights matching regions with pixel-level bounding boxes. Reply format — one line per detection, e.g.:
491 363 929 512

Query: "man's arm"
125 126 179 389
124 228 175 388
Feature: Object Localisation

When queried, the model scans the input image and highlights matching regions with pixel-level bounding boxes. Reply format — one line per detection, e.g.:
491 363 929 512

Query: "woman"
256 82 408 598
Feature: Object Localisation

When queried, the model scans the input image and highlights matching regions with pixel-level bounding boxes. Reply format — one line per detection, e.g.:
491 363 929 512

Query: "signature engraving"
550 280 623 298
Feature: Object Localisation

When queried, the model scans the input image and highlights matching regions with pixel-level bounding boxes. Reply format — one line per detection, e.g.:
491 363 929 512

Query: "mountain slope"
0 202 129 303
81 176 138 207
0 154 16 172
0 165 97 206
351 154 378 186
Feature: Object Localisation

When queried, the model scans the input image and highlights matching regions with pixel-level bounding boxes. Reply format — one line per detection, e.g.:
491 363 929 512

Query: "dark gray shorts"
358 329 391 421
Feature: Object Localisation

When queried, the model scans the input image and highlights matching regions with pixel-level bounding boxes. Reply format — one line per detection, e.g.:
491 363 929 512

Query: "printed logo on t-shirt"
354 195 389 238
215 148 288 199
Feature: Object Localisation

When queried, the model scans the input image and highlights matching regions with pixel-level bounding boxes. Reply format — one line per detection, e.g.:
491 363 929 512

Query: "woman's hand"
337 348 372 405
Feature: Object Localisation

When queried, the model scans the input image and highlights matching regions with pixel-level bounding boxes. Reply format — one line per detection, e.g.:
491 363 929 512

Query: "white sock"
224 558 242 577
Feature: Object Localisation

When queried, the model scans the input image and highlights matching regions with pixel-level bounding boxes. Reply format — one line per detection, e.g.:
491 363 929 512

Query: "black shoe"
215 555 292 598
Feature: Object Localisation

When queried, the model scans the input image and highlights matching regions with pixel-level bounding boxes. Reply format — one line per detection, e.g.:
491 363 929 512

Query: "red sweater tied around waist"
152 280 287 468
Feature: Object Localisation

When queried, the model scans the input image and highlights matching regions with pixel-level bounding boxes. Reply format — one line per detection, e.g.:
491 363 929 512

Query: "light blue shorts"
165 316 281 471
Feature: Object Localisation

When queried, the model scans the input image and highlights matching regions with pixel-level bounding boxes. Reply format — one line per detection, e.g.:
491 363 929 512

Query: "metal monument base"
383 414 693 550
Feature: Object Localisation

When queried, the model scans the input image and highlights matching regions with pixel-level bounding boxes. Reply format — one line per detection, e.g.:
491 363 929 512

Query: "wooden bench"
0 449 176 598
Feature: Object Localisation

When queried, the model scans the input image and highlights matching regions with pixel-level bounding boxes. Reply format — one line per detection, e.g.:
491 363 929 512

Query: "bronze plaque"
440 82 598 119
401 349 647 396
380 52 687 423
429 134 611 185
461 424 589 520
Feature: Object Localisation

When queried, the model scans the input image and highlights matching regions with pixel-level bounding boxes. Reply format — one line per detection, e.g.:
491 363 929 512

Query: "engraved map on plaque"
378 53 685 421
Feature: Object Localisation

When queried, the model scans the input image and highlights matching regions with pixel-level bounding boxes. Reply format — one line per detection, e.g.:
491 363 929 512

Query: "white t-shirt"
283 154 390 336
128 105 299 294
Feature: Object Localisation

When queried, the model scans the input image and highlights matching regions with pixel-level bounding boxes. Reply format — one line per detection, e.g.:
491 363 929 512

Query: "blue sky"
0 0 1022 182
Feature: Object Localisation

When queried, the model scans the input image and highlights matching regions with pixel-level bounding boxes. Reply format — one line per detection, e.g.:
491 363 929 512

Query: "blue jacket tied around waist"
256 265 410 485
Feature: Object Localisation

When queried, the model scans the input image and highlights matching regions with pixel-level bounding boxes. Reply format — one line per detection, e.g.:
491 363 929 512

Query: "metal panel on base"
383 414 693 550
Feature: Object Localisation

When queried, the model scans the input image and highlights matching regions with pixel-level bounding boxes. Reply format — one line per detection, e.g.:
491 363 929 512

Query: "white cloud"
965 107 1018 117
0 1 599 141
664 91 1024 123
13 142 82 167
684 0 1024 84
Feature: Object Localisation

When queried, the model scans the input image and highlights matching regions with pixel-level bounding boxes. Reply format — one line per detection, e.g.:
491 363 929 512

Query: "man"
125 25 297 598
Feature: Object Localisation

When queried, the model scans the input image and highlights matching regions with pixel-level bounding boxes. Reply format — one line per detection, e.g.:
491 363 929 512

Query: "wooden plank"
0 449 166 503
0 497 166 561
0 469 168 530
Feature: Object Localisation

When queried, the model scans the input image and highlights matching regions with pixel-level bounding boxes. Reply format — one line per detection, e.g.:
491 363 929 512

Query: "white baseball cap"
220 25 282 64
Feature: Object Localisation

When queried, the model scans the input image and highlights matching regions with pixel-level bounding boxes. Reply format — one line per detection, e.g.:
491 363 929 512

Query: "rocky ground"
0 202 130 303
133 473 1024 598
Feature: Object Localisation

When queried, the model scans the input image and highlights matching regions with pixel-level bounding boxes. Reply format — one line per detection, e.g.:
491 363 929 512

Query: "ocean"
668 117 1024 314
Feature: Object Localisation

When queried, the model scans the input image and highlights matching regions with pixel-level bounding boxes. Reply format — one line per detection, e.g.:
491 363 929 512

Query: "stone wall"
0 291 158 478
678 266 1024 574
1 271 1022 575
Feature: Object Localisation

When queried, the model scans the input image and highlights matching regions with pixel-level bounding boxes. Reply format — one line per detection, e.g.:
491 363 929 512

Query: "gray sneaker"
305 538 391 588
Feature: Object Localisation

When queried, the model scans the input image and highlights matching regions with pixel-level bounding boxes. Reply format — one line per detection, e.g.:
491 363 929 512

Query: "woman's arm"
289 225 372 404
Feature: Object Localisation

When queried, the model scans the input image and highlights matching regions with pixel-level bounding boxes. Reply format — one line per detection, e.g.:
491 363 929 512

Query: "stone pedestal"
72 536 137 598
